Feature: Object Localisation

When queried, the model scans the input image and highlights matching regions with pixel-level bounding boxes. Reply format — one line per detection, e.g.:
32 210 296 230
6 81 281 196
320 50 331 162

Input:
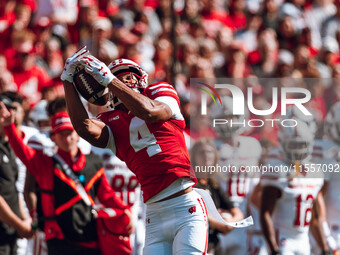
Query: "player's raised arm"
61 47 109 148
77 56 172 122
108 77 172 122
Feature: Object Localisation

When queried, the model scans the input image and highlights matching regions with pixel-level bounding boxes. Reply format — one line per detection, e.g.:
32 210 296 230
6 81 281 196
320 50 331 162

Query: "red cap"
51 112 74 134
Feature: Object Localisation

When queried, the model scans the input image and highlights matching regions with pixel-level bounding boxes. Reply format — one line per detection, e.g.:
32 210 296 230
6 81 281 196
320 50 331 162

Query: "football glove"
77 55 115 87
61 46 89 83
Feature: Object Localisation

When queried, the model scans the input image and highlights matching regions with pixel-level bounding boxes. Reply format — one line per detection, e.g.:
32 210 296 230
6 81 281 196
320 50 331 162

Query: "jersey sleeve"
96 113 117 155
144 83 184 120
154 96 184 121
144 83 180 104
105 125 116 154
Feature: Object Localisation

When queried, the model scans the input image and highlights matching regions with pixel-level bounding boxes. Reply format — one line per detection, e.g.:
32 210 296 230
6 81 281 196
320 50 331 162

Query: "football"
73 67 109 106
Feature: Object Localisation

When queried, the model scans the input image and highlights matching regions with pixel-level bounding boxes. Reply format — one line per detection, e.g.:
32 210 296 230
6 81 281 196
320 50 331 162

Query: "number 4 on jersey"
129 117 162 157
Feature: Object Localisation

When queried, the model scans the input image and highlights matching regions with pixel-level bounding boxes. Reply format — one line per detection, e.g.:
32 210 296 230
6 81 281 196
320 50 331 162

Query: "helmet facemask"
108 59 149 108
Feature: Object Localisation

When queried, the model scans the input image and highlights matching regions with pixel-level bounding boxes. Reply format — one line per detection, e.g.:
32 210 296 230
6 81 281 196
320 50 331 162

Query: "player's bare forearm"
63 80 108 147
261 211 279 252
318 182 328 222
108 79 172 122
310 193 329 252
260 186 281 253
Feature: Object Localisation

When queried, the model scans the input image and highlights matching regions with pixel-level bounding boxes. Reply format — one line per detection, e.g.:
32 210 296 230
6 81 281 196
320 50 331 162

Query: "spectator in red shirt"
3 29 52 107
11 4 31 33
228 0 247 31
0 0 16 52
201 0 231 38
12 47 52 108
0 108 132 255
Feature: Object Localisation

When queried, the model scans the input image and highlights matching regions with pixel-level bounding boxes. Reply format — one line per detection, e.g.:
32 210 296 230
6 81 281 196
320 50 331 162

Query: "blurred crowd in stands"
1 0 340 254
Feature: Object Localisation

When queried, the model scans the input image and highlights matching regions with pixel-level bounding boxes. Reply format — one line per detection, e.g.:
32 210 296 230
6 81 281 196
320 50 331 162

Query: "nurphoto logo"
193 79 313 129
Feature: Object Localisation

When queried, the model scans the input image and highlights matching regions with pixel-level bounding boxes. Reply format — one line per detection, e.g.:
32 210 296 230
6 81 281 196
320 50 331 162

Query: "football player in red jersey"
61 46 208 255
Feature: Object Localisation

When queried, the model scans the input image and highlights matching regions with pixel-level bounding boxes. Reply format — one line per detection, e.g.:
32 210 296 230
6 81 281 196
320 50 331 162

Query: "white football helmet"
283 105 317 136
324 102 340 143
108 59 148 107
28 100 51 133
278 120 314 163
108 59 148 89
210 96 248 137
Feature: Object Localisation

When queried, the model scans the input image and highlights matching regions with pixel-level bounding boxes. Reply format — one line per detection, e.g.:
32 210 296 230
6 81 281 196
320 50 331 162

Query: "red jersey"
97 82 196 202
201 9 232 38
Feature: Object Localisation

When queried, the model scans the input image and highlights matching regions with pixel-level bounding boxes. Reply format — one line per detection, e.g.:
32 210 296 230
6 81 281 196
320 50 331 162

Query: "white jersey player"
250 104 319 255
311 102 340 254
260 120 326 255
210 96 262 255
